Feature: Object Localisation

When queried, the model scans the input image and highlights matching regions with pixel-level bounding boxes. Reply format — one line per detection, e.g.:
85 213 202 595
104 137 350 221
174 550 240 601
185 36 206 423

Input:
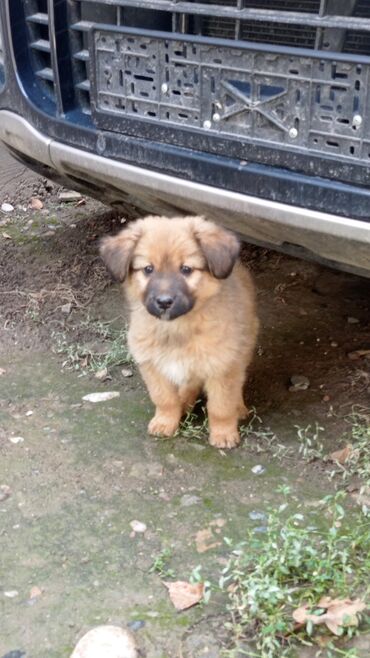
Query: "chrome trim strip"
0 110 53 166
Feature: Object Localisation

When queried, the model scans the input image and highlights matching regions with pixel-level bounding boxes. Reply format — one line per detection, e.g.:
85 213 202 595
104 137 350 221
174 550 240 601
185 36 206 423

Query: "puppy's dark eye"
180 265 193 276
143 265 154 276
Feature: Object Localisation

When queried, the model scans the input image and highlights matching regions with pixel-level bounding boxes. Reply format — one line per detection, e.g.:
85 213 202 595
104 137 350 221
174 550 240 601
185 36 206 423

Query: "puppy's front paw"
209 429 241 449
148 414 180 437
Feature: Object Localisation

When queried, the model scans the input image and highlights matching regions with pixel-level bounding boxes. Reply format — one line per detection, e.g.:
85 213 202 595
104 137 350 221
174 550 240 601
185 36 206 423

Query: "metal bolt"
96 134 106 154
203 120 212 130
289 127 298 139
161 83 169 94
212 112 221 122
353 114 363 127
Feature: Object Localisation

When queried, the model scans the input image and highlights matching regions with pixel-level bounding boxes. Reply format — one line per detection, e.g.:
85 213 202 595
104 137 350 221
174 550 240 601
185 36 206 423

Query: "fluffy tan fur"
100 215 259 449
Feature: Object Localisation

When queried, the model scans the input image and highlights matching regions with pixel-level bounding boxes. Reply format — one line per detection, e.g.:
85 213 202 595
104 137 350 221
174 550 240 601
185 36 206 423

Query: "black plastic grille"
70 1 370 57
354 0 370 19
0 13 4 90
8 0 370 169
24 0 55 101
200 0 320 10
69 2 93 114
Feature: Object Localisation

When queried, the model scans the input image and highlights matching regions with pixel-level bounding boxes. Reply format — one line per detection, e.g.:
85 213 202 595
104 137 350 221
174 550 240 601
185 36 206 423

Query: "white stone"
82 392 120 403
1 203 14 213
70 626 137 658
130 520 147 533
9 436 24 444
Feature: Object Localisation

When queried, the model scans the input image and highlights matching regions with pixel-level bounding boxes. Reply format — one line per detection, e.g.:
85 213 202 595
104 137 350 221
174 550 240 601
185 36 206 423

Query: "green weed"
175 404 209 440
296 423 325 462
52 319 132 375
240 408 291 458
149 548 176 579
218 490 369 658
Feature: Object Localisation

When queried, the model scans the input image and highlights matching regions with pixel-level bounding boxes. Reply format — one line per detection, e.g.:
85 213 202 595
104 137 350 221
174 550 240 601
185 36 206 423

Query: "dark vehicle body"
1 1 370 275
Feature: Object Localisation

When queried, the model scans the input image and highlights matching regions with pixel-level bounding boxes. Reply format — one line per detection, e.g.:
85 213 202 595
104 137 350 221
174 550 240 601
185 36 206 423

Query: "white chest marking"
159 359 188 386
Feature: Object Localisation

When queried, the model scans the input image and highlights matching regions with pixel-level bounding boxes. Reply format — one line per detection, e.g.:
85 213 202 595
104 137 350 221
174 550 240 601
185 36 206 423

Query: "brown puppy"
100 215 258 449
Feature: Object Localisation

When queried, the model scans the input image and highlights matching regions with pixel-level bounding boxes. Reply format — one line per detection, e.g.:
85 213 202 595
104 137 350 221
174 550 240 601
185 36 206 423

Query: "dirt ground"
0 144 370 658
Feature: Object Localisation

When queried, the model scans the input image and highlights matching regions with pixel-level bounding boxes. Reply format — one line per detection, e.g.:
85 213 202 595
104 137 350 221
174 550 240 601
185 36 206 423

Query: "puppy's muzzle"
144 276 194 320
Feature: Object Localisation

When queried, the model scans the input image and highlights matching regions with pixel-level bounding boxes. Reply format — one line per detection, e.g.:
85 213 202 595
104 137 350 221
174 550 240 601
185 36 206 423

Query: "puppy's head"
100 215 239 321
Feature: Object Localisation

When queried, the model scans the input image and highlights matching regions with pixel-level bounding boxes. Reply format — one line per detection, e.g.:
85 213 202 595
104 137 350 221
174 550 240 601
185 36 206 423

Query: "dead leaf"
293 598 366 636
30 586 43 599
95 367 108 381
30 197 43 210
209 518 226 528
164 581 204 611
195 528 221 553
351 486 370 508
329 444 354 465
347 349 370 361
293 604 314 625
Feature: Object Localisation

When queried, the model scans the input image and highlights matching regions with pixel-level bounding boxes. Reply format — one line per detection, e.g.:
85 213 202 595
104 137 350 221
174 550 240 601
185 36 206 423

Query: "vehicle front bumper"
1 109 370 277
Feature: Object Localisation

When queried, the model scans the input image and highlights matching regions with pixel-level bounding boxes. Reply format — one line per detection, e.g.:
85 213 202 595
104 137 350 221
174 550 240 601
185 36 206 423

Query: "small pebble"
127 620 145 632
29 197 43 210
61 303 72 315
121 368 133 378
58 190 82 203
4 590 19 598
1 203 14 213
180 494 201 507
9 436 24 444
330 341 338 347
130 520 147 533
0 484 11 501
249 510 267 521
25 410 33 416
289 375 310 391
347 316 359 324
251 465 265 475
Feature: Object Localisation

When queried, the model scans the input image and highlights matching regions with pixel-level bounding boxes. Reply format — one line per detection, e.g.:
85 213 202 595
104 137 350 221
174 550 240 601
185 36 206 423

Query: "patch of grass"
349 415 370 490
176 406 290 459
296 422 325 462
240 409 291 459
218 489 370 658
52 319 132 375
329 410 370 512
175 404 209 440
149 548 176 579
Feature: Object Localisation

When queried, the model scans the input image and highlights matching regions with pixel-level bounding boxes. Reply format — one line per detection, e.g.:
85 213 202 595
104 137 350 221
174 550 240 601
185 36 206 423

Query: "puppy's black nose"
156 295 174 310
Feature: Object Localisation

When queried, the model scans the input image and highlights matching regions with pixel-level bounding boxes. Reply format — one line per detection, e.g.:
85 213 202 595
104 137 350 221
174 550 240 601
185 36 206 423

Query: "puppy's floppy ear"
193 217 240 279
99 222 142 282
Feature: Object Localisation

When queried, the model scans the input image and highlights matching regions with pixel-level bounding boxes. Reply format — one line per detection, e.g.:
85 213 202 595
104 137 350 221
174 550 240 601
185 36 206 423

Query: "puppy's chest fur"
156 357 191 387
130 321 205 386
